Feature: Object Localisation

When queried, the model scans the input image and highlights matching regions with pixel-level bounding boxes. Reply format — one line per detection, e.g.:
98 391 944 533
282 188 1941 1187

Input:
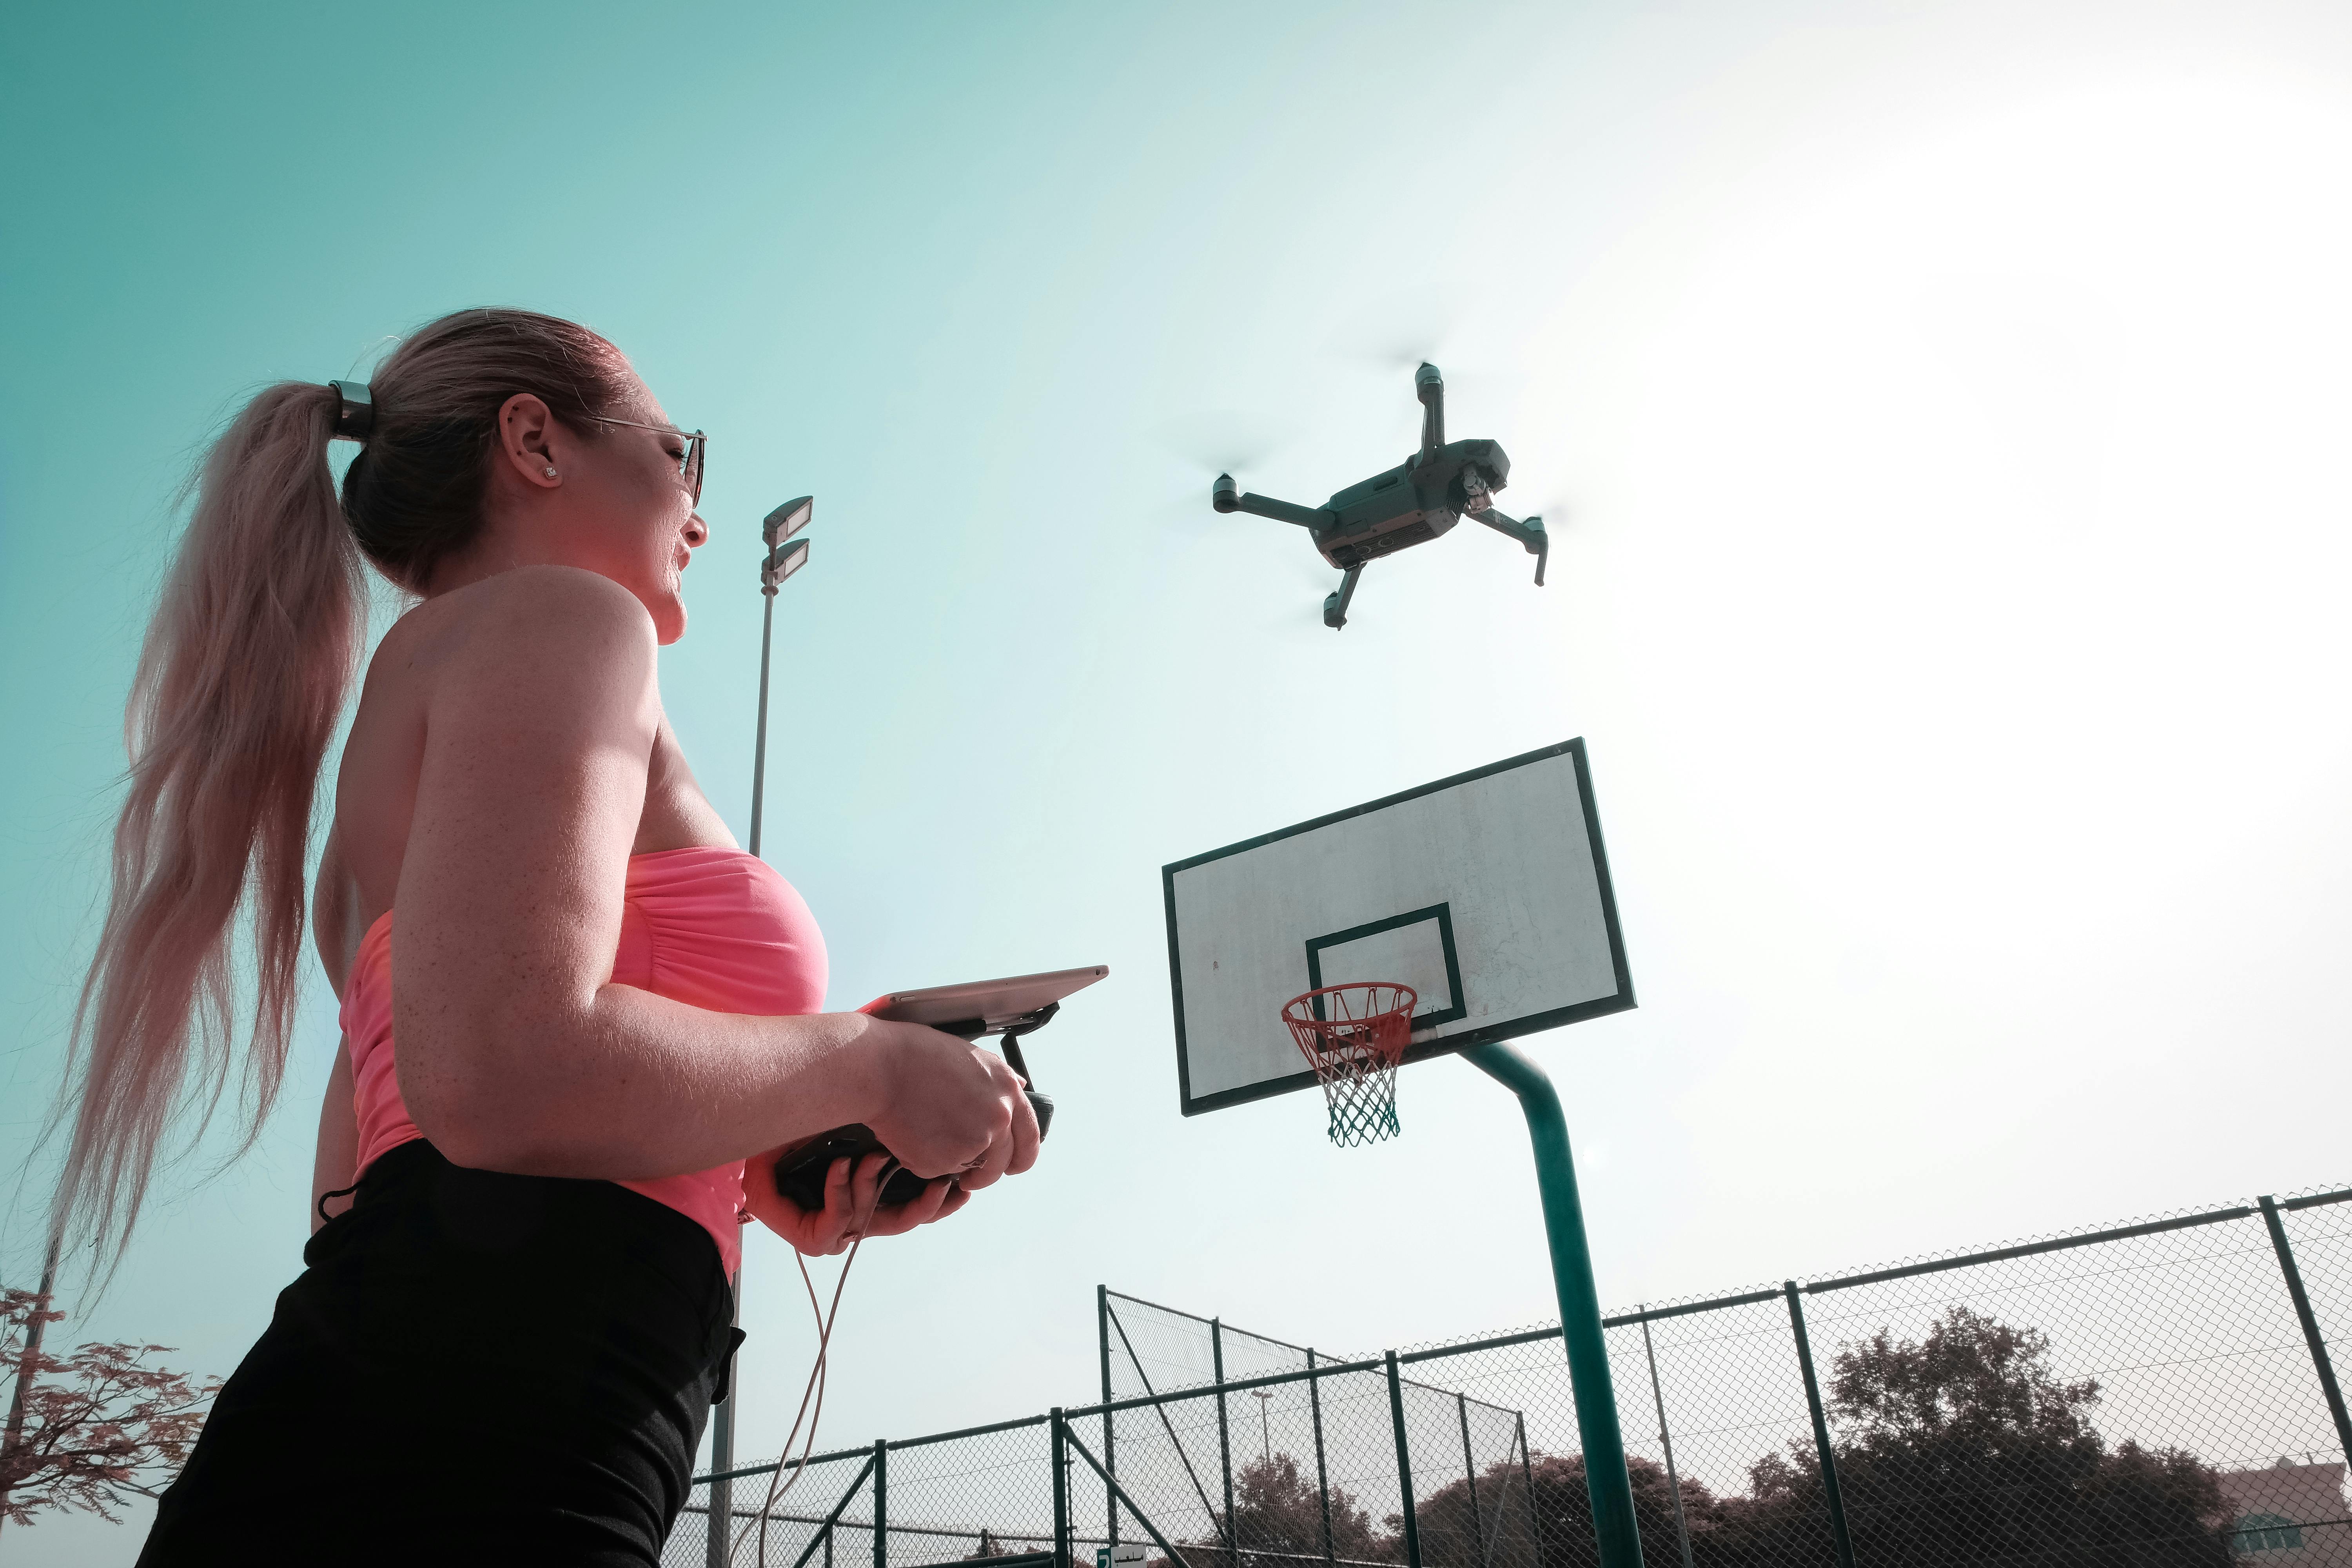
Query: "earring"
543 465 559 479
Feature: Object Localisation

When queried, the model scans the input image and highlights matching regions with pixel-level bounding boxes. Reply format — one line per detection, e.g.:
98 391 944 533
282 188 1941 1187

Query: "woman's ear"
495 393 564 490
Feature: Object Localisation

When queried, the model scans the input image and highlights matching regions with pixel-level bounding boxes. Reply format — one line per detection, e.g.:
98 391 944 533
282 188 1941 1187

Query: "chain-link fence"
1094 1292 1530 1568
675 1185 2352 1568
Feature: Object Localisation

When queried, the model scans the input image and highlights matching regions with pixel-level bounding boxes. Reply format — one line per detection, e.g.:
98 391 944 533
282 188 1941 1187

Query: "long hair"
51 307 637 1272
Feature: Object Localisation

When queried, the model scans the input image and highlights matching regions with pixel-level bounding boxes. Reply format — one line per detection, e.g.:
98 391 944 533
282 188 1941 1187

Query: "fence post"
709 1275 740 1568
1386 1351 1423 1568
1053 1406 1072 1568
1308 1349 1335 1565
1214 1318 1238 1568
1516 1414 1541 1568
1100 1287 1118 1549
1784 1283 1857 1568
874 1439 889 1568
708 1362 734 1568
2259 1196 2352 1464
704 1470 730 1568
1457 1392 1483 1558
1638 1310 1697 1568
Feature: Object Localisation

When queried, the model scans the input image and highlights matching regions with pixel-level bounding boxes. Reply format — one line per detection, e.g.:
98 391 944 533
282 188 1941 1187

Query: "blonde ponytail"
51 381 364 1270
49 307 637 1273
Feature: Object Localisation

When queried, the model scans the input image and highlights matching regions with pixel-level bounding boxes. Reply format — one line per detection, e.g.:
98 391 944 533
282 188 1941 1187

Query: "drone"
1212 362 1547 629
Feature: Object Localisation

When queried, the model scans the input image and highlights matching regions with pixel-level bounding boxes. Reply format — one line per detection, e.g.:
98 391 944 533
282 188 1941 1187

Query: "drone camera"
1452 462 1504 513
1212 473 1240 513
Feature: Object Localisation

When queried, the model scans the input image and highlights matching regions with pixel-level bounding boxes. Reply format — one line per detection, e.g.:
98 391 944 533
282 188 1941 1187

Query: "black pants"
139 1140 739 1566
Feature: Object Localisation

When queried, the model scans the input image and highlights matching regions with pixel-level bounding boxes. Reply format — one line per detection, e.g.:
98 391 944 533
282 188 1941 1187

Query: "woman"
47 308 1036 1563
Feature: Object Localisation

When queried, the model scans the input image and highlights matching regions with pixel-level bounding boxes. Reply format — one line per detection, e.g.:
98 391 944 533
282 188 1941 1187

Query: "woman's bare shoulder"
376 566 655 679
334 570 661 935
399 564 651 635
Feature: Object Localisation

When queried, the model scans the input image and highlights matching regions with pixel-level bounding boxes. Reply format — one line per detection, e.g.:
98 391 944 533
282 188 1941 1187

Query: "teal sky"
7 1 2352 1555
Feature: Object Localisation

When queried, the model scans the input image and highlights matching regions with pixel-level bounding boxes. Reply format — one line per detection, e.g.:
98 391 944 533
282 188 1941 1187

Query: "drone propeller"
1320 287 1526 419
1151 407 1305 542
1152 407 1298 483
1321 282 1470 370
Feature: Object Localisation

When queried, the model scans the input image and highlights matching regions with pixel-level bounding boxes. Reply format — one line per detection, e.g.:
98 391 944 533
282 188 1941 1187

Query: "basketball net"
1281 983 1417 1147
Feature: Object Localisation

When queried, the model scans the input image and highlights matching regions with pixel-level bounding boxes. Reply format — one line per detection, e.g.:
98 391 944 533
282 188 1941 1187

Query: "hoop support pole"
1459 1042 1642 1568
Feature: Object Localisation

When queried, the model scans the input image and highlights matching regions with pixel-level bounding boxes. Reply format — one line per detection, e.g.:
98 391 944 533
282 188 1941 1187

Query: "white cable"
737 1238 860 1566
733 1234 864 1567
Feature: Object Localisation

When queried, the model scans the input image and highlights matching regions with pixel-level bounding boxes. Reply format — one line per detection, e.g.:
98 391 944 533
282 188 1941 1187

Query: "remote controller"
771 1007 1058 1214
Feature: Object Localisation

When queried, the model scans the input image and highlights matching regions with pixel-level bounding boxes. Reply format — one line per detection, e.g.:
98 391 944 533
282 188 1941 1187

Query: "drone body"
1213 363 1547 628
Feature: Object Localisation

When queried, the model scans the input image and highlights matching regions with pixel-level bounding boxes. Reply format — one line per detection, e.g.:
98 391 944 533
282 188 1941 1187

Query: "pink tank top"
338 846 829 1276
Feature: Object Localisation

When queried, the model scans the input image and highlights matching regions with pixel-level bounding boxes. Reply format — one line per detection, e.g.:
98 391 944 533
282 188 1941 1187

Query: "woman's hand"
862 1022 1043 1187
736 1020 1036 1256
742 1145 970 1255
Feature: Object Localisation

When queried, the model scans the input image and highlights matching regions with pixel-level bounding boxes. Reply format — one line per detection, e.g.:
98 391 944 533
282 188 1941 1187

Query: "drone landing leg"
1323 564 1363 630
1471 508 1549 586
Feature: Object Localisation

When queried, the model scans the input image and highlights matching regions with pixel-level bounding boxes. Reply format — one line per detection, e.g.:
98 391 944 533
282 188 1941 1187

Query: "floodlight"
763 496 813 549
761 536 809 590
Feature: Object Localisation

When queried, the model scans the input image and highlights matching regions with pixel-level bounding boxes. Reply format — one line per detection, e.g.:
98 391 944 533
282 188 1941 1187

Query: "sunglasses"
594 416 706 504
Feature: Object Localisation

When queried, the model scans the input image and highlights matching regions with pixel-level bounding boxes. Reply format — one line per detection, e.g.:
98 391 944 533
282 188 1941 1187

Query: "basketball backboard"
1162 739 1633 1116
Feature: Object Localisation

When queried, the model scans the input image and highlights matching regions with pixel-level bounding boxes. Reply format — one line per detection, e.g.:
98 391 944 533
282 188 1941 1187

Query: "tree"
1414 1450 1722 1568
1236 1452 1395 1567
965 1528 1024 1559
1154 1452 1397 1568
1407 1310 2233 1568
1730 1306 2232 1567
1146 1310 2231 1568
0 1278 219 1538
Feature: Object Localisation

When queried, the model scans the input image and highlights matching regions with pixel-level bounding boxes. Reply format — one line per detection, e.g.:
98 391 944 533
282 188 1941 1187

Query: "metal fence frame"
677 1186 2352 1568
1094 1289 1535 1564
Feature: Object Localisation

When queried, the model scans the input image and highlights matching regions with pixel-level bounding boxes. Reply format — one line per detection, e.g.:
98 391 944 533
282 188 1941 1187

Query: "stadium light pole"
1251 1388 1272 1463
748 499 814 862
710 497 813 1568
1460 1042 1643 1568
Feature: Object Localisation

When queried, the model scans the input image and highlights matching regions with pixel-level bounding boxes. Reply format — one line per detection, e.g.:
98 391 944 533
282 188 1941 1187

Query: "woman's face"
551 378 709 644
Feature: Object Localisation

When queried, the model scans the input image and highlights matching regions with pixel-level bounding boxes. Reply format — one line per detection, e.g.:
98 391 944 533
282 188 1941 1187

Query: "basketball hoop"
1281 983 1417 1147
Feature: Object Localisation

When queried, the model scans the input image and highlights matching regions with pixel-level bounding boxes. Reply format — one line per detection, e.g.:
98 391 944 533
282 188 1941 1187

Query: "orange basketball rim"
1280 982 1417 1146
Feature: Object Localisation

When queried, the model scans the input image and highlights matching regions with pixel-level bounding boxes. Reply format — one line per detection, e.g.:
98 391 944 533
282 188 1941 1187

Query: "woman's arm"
311 1044 358 1232
309 820 364 1232
389 567 1037 1186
